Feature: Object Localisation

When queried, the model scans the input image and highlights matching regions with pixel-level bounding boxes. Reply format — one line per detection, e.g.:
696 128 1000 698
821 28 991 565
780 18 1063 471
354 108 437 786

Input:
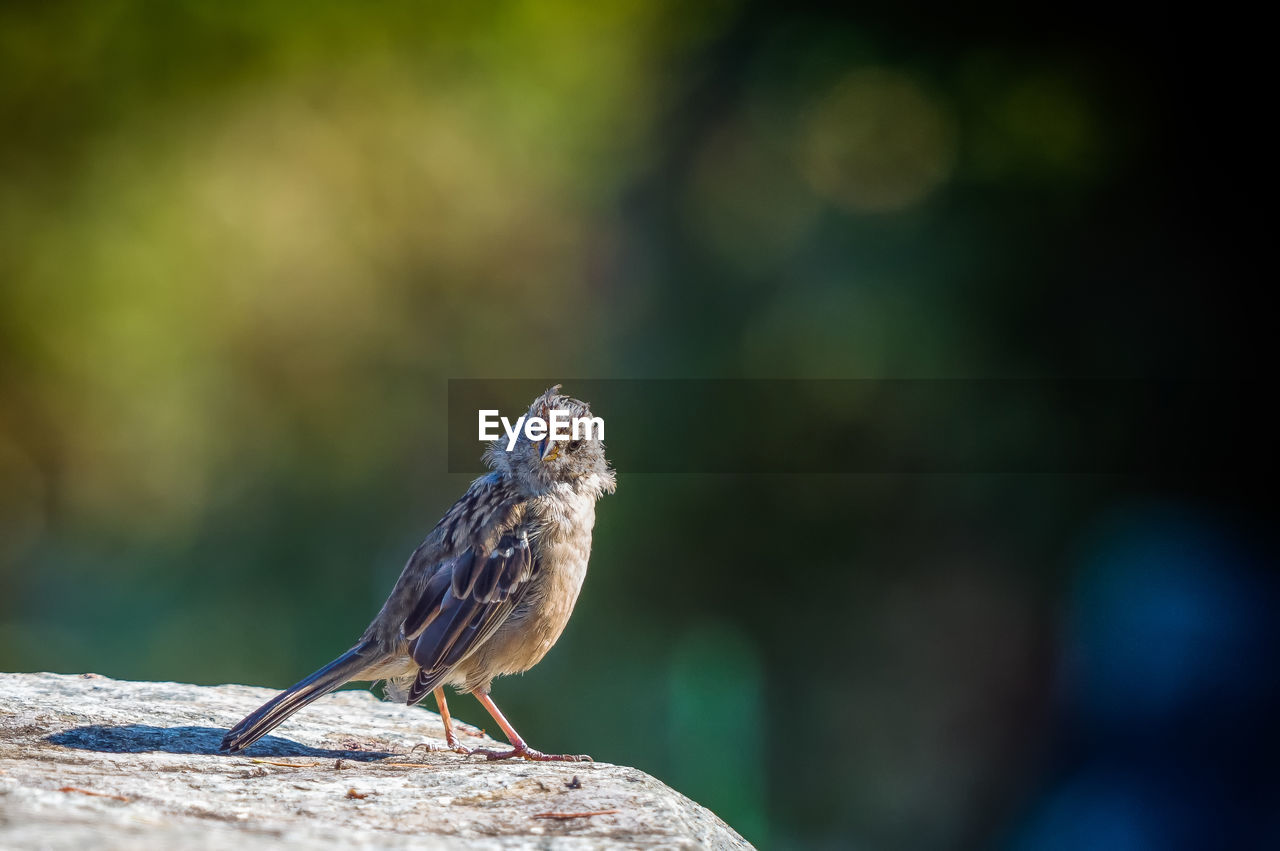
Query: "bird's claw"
471 745 592 762
410 741 476 755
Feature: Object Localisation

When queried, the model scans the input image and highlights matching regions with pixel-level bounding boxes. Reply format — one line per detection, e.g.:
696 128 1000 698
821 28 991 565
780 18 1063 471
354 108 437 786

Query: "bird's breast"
466 491 598 683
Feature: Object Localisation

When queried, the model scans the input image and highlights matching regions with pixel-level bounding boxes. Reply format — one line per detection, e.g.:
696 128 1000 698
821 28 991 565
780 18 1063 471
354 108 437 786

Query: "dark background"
1 3 1273 848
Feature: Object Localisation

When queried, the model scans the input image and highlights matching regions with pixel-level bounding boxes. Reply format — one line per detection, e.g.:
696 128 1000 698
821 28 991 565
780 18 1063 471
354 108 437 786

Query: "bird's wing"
400 528 538 704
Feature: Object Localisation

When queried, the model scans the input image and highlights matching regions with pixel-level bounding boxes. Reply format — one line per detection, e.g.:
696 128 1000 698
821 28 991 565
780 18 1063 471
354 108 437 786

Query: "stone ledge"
0 672 750 850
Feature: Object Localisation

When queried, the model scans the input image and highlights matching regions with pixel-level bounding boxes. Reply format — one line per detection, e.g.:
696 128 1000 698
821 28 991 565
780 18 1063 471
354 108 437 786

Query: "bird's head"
484 385 616 497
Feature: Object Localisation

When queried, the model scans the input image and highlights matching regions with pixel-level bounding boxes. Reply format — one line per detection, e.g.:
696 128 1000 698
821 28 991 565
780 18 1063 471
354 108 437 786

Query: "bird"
219 386 616 762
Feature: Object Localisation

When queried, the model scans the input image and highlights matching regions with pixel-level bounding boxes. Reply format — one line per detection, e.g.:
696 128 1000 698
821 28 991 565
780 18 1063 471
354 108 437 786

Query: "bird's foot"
410 740 476 756
471 744 592 762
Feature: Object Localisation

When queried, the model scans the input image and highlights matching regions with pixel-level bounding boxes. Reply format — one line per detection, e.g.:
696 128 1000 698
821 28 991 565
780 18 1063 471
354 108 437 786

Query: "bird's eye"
568 439 583 452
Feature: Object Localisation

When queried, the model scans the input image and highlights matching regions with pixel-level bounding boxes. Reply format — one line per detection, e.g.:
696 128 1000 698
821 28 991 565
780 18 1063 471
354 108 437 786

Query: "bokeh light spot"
686 117 820 272
668 620 768 844
800 68 956 212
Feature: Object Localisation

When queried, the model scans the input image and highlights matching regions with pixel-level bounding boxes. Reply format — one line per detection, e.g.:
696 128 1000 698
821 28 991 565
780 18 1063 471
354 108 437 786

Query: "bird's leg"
410 687 475 755
468 691 591 762
434 687 475 754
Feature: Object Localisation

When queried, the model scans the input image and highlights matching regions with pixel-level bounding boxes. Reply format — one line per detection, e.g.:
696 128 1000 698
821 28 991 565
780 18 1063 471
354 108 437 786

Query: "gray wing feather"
402 530 537 704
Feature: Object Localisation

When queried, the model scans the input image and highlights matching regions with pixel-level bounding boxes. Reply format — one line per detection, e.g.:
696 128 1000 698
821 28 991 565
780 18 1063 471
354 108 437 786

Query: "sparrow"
220 386 616 761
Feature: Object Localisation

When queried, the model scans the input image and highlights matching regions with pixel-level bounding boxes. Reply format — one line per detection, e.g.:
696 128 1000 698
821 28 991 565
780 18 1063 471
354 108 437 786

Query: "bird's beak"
538 402 561 462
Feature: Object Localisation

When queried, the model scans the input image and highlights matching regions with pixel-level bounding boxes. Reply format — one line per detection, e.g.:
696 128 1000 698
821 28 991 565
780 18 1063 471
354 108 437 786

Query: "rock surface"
0 672 750 849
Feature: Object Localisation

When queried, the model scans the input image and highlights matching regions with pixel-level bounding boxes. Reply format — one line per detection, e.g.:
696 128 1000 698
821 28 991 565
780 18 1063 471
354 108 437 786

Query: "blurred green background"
1 3 1272 848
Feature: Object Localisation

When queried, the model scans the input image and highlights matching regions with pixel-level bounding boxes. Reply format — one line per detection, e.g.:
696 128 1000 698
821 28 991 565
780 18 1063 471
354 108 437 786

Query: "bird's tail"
219 641 382 754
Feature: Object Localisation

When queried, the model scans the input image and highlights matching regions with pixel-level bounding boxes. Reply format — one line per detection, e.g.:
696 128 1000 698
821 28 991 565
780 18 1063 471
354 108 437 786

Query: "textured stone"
0 672 750 849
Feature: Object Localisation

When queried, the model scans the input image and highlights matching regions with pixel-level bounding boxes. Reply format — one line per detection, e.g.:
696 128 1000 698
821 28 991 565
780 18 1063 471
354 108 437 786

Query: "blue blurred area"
1013 509 1277 851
